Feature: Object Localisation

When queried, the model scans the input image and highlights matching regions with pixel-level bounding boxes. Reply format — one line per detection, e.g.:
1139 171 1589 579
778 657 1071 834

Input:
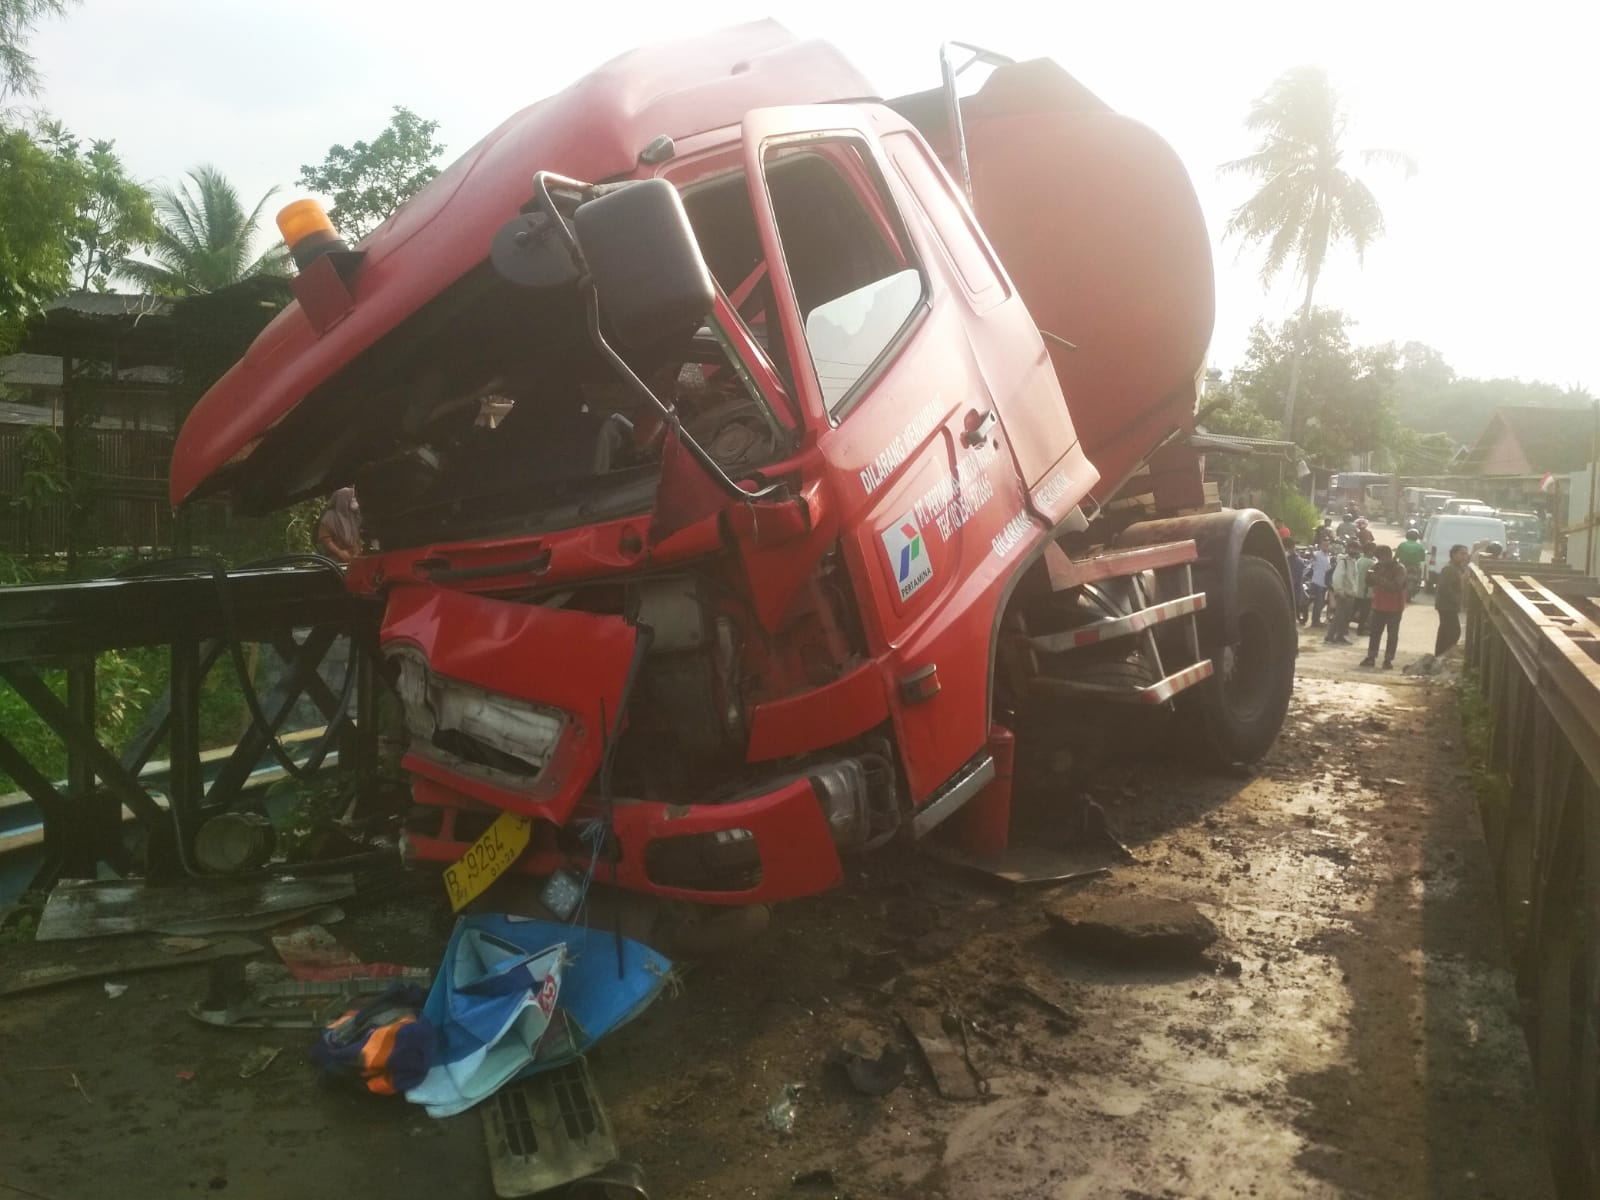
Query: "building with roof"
1458 406 1598 479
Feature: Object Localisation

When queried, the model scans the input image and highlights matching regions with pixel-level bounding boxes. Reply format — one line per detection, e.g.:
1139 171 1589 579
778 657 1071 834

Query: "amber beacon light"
276 199 348 271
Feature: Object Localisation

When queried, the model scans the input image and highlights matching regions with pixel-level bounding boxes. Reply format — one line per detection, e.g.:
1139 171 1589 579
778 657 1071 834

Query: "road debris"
270 923 430 983
1044 893 1219 963
0 933 262 997
901 1010 984 1100
35 875 355 941
765 1083 802 1135
238 1046 281 1079
102 981 127 999
837 1040 908 1096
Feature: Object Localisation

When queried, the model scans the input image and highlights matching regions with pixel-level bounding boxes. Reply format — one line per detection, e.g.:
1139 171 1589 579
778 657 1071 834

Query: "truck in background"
169 24 1296 909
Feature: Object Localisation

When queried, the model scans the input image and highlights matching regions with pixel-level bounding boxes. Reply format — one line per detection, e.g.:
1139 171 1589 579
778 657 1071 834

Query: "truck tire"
1178 555 1295 766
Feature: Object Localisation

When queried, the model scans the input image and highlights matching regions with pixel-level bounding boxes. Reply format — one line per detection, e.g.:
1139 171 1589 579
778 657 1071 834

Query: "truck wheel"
1179 555 1295 766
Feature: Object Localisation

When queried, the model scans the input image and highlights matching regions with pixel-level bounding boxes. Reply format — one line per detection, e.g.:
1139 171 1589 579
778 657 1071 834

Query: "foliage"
0 122 83 349
297 106 445 240
1392 339 1594 444
1231 307 1399 468
0 0 75 99
1273 485 1320 542
34 121 157 291
119 165 288 295
1220 65 1413 436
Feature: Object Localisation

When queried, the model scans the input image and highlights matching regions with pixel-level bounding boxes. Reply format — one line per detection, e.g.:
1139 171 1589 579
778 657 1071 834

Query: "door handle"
962 409 997 448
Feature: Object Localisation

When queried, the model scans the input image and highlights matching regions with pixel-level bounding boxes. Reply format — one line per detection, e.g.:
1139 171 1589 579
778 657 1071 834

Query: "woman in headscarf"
317 487 363 563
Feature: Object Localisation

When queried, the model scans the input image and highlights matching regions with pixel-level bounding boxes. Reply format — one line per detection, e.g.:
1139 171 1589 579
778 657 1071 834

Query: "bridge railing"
1464 561 1600 1195
0 563 385 894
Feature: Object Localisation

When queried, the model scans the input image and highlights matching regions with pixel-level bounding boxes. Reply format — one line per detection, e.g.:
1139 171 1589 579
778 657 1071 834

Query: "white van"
1422 514 1506 588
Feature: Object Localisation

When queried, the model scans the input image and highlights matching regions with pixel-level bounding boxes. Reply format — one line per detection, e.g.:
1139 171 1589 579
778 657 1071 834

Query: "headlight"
388 648 565 783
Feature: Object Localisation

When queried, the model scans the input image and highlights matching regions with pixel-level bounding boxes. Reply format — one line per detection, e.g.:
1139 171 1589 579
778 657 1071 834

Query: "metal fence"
0 426 259 559
1465 561 1600 1195
0 564 383 893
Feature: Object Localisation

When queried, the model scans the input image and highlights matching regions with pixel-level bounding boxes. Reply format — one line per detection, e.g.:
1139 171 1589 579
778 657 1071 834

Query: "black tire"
1178 555 1296 766
1425 572 1437 593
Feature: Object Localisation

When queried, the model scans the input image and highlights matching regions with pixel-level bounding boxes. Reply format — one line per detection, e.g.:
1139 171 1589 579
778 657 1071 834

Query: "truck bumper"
404 773 845 905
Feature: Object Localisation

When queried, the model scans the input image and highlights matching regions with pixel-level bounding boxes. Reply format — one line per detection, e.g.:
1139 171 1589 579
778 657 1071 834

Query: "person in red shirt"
1360 544 1409 668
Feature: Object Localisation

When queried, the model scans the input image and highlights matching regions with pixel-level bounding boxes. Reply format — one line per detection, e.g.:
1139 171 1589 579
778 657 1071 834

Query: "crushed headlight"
389 647 566 783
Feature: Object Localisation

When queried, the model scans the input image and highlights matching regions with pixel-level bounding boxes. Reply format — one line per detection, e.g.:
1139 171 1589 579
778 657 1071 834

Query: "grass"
0 647 256 795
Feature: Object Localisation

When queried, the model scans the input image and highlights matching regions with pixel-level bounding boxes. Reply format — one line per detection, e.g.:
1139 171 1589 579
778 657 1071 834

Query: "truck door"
736 106 1038 801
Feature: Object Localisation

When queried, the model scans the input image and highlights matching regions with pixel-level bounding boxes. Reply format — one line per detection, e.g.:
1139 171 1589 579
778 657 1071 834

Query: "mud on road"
0 613 1556 1199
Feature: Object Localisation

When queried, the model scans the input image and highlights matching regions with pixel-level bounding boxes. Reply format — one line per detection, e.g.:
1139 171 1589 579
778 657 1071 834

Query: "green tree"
0 0 75 98
1231 307 1399 469
119 165 287 295
297 106 444 240
1221 66 1413 440
35 121 156 291
0 123 83 348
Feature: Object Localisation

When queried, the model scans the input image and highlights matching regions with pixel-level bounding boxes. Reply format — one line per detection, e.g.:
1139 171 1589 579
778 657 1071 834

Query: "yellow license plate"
444 811 532 912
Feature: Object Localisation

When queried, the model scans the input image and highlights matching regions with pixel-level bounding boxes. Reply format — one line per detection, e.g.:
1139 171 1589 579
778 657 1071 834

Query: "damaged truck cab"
171 24 1295 906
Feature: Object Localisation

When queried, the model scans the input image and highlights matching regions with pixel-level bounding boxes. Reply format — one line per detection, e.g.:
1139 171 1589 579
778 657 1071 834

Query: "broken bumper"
404 774 844 905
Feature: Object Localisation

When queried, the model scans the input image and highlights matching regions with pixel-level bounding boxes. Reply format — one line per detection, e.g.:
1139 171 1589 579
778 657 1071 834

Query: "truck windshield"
342 265 788 549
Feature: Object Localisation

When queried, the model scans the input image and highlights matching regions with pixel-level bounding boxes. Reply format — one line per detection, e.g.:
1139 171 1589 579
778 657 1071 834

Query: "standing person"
1284 535 1308 624
1349 540 1377 636
1396 527 1427 598
317 487 363 564
1434 544 1471 656
1324 541 1357 645
1308 533 1333 627
1360 545 1409 668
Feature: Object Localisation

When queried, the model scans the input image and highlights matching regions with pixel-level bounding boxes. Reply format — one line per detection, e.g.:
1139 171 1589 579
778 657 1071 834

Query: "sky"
21 0 1600 389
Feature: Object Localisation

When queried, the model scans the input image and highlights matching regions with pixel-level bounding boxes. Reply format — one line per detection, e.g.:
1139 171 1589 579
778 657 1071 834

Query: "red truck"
171 22 1295 908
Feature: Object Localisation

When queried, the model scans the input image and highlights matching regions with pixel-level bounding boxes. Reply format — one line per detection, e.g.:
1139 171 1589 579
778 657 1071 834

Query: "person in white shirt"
1308 533 1333 627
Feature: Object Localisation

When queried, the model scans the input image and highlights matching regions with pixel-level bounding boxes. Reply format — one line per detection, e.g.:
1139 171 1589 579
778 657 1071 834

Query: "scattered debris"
270 924 430 983
901 1010 983 1100
191 961 419 1029
1002 981 1080 1031
102 981 128 999
792 1167 838 1189
35 875 355 941
1044 894 1219 963
766 1083 801 1134
837 1041 908 1096
0 934 262 997
176 1069 195 1082
567 1160 650 1199
238 1046 281 1079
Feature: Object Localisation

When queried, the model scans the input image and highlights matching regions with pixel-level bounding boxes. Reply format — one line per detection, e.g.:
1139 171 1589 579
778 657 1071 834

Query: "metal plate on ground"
34 875 356 941
482 1058 618 1198
926 843 1117 888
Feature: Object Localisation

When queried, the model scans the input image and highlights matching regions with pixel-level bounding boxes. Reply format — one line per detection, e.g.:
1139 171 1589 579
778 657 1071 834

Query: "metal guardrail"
1464 561 1600 1196
0 564 382 893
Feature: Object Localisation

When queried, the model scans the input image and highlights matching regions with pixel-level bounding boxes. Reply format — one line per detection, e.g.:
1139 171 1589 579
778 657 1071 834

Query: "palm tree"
119 165 287 295
1221 67 1413 440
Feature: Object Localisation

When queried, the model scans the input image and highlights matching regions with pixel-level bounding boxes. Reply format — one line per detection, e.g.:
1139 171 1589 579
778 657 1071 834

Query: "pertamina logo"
882 511 935 602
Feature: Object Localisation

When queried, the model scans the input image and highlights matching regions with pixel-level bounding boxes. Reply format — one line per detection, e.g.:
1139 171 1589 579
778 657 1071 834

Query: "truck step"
1030 658 1214 705
1043 538 1198 592
1020 592 1206 654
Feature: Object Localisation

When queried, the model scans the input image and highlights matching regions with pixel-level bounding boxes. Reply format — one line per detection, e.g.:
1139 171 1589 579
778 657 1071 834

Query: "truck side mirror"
573 179 715 351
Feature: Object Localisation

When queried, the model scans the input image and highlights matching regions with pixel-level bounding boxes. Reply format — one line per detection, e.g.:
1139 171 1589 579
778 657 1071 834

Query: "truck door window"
761 139 926 417
886 134 1007 311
